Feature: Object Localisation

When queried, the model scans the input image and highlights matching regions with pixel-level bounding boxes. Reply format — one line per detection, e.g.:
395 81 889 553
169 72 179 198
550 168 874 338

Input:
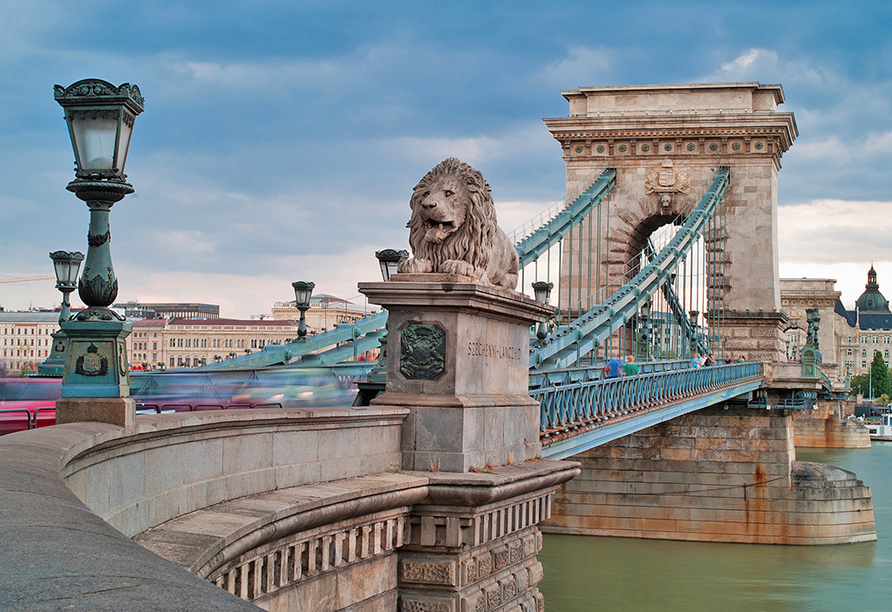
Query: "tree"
870 351 891 398
851 373 870 395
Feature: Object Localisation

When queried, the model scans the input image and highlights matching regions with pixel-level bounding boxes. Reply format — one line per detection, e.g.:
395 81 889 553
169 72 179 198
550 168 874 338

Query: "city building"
0 311 61 374
114 301 220 320
780 266 892 381
271 294 377 334
128 318 298 369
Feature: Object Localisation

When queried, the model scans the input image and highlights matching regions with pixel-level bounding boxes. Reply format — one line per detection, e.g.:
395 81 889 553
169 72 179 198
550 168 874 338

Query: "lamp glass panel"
53 259 68 284
378 260 390 282
115 116 134 174
293 285 313 306
70 114 119 171
385 261 400 280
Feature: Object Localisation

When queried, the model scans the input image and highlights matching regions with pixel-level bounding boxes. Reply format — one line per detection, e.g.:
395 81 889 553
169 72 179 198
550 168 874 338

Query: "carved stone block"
401 560 456 586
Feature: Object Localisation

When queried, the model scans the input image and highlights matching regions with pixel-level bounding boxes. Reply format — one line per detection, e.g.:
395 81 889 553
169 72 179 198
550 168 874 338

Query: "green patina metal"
399 323 446 381
54 79 145 398
801 308 823 378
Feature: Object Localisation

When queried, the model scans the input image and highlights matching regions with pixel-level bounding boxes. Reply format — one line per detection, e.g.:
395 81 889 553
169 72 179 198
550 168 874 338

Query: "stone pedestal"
59 313 135 426
55 397 135 427
722 309 787 363
359 274 552 473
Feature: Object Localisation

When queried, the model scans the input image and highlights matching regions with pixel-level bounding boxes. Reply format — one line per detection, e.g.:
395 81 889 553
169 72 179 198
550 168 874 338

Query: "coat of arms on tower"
645 159 691 209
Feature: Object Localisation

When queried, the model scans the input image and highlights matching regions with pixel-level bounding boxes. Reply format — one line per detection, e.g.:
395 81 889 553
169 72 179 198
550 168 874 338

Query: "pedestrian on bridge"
623 354 640 377
604 356 623 378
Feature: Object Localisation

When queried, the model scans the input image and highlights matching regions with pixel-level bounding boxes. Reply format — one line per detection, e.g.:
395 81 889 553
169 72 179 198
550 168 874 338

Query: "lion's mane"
406 157 496 272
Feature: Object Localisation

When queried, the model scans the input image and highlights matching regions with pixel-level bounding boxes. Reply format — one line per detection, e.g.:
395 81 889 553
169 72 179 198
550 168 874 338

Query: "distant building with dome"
780 265 892 381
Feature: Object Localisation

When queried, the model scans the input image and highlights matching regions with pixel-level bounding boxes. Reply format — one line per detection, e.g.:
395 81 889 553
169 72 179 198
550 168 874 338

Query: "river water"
539 444 892 611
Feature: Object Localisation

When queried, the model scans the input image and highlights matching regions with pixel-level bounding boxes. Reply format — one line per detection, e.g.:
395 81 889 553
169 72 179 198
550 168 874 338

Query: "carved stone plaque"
400 323 446 380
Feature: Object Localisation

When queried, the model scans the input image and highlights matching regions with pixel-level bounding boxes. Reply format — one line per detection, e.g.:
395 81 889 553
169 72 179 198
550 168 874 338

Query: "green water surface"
539 445 892 612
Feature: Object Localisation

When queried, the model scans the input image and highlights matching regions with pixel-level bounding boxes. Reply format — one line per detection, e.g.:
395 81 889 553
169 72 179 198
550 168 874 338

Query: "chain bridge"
1 82 876 612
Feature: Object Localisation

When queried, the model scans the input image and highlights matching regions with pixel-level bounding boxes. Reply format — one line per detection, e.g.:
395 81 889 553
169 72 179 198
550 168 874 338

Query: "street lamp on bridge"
375 249 408 282
52 79 144 425
292 281 315 339
38 250 84 376
532 281 554 341
639 298 651 361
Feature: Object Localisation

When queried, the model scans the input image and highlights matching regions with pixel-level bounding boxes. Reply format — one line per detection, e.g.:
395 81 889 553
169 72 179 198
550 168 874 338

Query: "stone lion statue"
397 158 519 290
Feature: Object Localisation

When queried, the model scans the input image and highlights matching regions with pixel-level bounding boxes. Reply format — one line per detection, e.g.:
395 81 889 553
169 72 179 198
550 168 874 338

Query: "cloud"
778 199 892 265
537 46 613 89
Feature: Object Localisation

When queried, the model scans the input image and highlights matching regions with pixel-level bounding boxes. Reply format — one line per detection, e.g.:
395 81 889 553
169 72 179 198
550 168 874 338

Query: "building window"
863 350 867 357
863 361 867 368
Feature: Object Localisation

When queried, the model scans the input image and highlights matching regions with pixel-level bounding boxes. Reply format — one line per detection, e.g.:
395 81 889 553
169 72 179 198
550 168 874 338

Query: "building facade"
128 318 299 369
780 266 892 381
0 311 61 375
115 301 220 320
271 294 376 334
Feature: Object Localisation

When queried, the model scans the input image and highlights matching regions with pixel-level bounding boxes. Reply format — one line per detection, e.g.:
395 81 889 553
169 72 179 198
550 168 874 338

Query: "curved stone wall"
0 407 409 611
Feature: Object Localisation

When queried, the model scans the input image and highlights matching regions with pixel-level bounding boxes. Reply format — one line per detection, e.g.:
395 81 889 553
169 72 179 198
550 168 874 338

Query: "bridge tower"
544 83 798 362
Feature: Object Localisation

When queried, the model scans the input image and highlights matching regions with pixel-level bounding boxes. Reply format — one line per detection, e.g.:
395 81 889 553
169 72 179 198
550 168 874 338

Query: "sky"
1 0 891 318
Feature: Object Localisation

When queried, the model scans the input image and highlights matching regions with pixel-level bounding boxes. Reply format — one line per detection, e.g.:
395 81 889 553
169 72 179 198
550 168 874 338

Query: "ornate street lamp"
639 298 651 361
53 79 144 426
292 281 315 339
689 310 700 352
375 249 408 282
38 250 84 376
532 281 554 341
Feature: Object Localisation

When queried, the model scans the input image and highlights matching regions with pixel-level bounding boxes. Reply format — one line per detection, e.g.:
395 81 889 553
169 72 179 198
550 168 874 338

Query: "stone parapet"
0 413 577 611
722 309 788 363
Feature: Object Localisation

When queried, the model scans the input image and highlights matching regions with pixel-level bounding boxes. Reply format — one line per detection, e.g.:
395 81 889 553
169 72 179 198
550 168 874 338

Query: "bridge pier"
543 403 875 544
359 275 579 610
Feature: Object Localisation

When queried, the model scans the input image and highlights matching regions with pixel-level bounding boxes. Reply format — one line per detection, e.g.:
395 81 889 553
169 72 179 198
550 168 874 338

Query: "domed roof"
855 264 890 312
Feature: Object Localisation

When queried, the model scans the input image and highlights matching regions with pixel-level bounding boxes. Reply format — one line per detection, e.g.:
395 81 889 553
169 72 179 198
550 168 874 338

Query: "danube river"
539 444 892 611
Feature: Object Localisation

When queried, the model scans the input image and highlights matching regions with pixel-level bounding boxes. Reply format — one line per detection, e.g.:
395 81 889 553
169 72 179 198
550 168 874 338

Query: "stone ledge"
134 472 429 579
0 423 258 612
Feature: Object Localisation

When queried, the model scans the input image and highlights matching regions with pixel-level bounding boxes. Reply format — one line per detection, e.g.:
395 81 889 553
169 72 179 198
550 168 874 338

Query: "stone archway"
545 83 798 363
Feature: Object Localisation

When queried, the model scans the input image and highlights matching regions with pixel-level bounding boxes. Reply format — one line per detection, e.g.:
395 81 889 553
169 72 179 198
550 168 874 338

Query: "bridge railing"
533 361 762 431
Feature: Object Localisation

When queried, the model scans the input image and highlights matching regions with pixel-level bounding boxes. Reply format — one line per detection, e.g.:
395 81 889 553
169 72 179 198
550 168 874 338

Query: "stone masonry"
544 83 798 360
543 404 875 545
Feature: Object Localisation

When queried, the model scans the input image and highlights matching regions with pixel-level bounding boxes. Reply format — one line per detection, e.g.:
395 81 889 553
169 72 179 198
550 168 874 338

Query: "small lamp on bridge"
375 249 408 282
292 280 315 339
532 281 554 340
638 298 651 361
37 250 85 376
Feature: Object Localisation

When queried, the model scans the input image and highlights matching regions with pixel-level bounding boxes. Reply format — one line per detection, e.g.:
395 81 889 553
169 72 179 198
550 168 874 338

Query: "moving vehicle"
0 378 61 436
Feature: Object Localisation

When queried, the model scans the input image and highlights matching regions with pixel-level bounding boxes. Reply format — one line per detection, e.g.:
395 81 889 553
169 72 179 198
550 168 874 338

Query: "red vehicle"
0 378 61 436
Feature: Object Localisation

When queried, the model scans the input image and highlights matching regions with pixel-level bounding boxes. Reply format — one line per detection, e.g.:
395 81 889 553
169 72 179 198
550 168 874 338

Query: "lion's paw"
398 257 433 274
440 259 477 278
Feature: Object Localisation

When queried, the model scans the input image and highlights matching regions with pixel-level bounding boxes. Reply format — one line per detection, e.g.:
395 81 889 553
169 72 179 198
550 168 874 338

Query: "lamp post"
53 79 144 427
375 249 408 282
354 250 407 405
639 298 651 361
38 250 84 376
292 281 315 339
689 309 699 354
532 281 554 341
